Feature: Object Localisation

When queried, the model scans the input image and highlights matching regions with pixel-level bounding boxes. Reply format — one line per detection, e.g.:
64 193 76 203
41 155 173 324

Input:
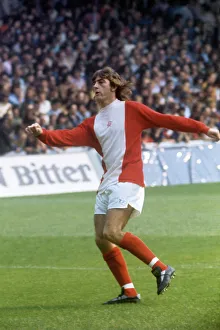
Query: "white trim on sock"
148 257 159 268
122 283 134 289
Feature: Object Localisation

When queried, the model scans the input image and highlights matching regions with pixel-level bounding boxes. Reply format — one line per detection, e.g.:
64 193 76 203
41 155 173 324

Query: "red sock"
103 247 137 297
119 232 167 271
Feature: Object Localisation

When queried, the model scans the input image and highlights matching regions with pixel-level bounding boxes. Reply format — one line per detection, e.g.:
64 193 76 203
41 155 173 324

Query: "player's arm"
25 118 94 147
137 102 220 141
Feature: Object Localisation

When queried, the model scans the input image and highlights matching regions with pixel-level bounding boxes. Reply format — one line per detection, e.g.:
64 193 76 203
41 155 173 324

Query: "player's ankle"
152 262 168 271
123 288 138 297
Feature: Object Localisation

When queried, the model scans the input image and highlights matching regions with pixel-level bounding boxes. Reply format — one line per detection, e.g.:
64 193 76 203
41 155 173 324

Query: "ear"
110 84 117 92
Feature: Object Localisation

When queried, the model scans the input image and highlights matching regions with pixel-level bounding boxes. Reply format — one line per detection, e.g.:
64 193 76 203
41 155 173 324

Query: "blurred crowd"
0 0 220 155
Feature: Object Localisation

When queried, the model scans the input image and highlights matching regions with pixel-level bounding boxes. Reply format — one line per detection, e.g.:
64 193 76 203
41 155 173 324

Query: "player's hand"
207 128 220 142
25 123 43 137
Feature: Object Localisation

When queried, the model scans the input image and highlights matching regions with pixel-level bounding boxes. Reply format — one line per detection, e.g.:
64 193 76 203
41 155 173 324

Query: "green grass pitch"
0 183 219 330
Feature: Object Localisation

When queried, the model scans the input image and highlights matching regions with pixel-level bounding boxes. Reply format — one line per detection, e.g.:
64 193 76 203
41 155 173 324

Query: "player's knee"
103 228 119 243
95 236 104 248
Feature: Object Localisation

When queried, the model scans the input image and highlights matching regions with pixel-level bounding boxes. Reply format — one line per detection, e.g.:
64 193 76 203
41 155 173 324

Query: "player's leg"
94 193 140 304
94 214 115 254
104 207 175 294
103 183 175 295
104 206 168 270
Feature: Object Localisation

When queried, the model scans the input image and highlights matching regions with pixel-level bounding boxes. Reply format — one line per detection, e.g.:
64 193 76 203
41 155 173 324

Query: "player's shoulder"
125 100 139 106
125 100 143 111
81 115 96 127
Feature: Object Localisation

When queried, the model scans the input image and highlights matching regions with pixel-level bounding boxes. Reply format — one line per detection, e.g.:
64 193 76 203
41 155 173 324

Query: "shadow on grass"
199 322 220 330
0 304 85 312
200 312 220 330
0 302 146 313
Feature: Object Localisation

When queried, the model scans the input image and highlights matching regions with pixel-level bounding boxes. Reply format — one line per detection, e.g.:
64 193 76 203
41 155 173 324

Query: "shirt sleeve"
38 117 95 148
136 102 209 134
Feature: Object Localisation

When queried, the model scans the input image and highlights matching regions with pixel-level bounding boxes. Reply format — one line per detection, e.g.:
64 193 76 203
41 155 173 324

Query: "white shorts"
94 182 145 218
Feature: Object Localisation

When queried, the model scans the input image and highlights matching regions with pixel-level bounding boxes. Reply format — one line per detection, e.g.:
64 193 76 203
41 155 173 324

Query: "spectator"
38 92 51 124
0 91 12 154
24 133 47 154
48 99 62 118
0 0 219 155
67 103 81 127
71 69 87 91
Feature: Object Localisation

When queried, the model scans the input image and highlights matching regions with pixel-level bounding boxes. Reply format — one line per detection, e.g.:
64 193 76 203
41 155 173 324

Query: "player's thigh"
94 190 108 239
105 205 134 234
104 182 143 233
107 182 144 220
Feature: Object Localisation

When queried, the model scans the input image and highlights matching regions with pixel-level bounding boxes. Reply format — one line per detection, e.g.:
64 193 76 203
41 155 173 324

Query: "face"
39 93 46 101
92 77 115 105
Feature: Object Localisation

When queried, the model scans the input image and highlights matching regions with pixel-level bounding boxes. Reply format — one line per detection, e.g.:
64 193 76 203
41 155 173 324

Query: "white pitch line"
0 264 219 270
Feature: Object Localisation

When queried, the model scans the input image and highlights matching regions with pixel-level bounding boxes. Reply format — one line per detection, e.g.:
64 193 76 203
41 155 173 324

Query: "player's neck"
97 96 117 110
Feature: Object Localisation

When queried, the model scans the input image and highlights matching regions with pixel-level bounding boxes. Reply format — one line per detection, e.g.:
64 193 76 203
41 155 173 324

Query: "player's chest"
94 109 125 142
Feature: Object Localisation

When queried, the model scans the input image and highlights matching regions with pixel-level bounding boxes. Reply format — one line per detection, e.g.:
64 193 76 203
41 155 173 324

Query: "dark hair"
92 66 132 101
